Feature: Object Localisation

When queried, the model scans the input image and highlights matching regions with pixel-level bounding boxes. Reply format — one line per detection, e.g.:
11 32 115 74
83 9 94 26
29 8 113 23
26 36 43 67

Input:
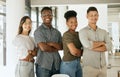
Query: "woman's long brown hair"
18 16 32 35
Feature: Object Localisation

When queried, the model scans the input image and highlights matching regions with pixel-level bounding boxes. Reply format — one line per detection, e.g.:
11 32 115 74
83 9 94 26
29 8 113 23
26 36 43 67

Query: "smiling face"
87 11 99 24
22 18 32 32
66 17 78 31
41 10 53 26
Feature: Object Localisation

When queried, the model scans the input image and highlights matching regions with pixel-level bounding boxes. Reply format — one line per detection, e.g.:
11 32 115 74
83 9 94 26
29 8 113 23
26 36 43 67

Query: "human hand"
47 42 54 46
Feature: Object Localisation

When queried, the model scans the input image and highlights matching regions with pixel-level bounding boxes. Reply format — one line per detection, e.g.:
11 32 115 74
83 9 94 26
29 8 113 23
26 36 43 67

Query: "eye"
41 14 53 17
24 22 32 25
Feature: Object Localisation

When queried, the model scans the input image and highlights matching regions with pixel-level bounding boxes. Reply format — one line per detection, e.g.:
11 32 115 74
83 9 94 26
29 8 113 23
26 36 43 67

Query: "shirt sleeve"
63 33 74 45
30 36 36 47
12 35 22 47
79 29 93 49
17 47 28 59
104 31 112 51
58 31 62 44
34 29 46 44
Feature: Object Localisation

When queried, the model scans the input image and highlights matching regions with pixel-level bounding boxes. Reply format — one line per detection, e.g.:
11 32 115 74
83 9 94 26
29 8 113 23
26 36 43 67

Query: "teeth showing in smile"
46 19 50 21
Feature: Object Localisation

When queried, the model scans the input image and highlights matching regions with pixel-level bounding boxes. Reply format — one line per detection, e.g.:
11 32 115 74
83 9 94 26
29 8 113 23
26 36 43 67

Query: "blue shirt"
34 23 62 70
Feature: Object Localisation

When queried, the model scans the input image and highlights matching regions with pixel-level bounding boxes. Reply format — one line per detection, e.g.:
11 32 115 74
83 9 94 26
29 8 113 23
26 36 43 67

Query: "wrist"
28 50 32 55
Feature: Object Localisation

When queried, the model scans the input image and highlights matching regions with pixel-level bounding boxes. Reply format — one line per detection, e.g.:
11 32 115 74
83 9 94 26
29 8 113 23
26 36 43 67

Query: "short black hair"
87 6 98 14
41 7 52 14
64 10 77 21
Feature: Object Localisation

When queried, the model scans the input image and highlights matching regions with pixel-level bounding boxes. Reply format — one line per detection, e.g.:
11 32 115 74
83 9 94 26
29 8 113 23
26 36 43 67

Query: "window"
0 5 6 66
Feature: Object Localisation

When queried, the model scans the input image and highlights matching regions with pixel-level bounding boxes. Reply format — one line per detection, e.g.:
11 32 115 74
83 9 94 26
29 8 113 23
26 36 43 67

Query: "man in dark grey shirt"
34 7 62 77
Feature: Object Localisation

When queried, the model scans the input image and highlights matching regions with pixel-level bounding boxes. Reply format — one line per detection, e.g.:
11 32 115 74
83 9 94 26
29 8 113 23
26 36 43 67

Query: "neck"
89 23 97 31
44 23 52 28
21 31 29 35
69 29 76 33
47 25 52 28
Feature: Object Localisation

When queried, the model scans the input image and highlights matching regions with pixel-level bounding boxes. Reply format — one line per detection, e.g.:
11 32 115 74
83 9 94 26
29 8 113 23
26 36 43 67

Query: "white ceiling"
31 0 120 7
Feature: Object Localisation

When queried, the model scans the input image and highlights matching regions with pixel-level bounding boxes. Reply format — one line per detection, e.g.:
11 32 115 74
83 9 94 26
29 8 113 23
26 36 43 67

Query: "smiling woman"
13 16 37 77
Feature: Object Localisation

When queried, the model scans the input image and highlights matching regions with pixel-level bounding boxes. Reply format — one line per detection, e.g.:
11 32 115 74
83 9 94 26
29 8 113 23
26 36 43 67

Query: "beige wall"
31 0 120 6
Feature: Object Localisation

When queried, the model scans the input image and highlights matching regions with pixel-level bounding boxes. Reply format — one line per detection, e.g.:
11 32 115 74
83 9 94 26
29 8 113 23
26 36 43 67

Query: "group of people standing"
13 6 112 77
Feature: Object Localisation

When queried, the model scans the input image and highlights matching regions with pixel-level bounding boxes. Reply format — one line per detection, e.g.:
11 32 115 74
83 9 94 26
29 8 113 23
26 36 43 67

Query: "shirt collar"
87 25 99 31
42 23 54 30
